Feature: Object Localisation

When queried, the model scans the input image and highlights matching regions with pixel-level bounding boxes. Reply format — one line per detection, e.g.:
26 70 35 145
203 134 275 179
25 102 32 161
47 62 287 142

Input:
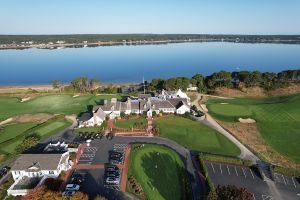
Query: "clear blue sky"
1 0 299 35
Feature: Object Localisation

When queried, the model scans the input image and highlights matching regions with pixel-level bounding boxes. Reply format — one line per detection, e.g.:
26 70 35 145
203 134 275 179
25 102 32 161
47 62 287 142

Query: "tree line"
1 34 300 45
148 69 300 92
52 69 300 94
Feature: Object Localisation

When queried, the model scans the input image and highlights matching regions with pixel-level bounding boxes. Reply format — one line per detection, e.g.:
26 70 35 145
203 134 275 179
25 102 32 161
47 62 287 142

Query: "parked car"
105 177 120 185
0 166 10 177
106 171 120 178
65 184 80 191
110 158 122 165
106 165 119 172
62 190 76 197
71 174 84 184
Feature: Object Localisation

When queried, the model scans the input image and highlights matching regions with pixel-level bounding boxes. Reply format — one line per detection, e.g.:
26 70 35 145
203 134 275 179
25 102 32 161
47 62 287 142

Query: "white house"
161 89 190 101
8 152 70 196
186 84 198 92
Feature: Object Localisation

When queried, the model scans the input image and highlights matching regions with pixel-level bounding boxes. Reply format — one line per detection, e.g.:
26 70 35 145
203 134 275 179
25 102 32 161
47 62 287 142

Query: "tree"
69 192 88 200
94 195 107 200
51 80 61 89
71 77 101 93
191 73 206 92
22 186 46 200
43 178 62 191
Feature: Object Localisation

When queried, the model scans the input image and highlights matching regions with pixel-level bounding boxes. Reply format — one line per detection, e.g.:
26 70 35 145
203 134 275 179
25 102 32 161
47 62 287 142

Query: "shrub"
215 185 253 200
120 111 126 118
69 152 77 161
152 111 157 117
15 134 40 153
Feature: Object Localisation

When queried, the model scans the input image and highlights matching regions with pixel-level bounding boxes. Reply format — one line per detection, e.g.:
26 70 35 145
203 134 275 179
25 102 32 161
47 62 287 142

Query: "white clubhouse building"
78 89 191 128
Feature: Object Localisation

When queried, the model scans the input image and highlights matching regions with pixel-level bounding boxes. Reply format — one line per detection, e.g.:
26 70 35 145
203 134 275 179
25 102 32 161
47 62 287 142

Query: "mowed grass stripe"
156 116 240 156
35 121 66 136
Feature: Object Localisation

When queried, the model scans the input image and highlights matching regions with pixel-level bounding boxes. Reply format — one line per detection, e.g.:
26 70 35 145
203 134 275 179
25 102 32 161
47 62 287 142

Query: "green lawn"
115 117 147 128
0 122 39 143
156 116 240 156
206 93 300 163
0 94 124 121
0 117 71 154
127 144 190 200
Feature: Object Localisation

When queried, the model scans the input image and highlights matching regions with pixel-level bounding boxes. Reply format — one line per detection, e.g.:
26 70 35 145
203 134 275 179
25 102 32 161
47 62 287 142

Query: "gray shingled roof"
168 98 188 108
11 154 65 171
95 107 106 120
78 112 92 122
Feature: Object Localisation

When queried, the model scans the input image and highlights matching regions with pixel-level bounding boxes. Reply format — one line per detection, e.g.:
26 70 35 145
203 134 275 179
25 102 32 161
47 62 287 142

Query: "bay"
0 42 299 85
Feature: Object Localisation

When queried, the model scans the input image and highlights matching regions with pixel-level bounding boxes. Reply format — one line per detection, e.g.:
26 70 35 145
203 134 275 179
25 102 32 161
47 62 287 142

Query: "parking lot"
70 169 129 200
69 138 133 199
206 162 300 200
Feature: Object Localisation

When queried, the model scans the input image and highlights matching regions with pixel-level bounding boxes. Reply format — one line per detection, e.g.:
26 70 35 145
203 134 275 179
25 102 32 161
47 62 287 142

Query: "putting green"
207 94 300 163
127 144 189 200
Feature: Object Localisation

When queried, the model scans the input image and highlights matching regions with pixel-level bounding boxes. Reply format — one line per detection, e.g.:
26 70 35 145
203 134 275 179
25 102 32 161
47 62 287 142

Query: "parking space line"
234 166 238 176
292 177 297 188
227 165 230 175
262 194 273 200
281 174 287 185
210 163 215 173
219 164 222 174
249 169 254 179
242 167 246 178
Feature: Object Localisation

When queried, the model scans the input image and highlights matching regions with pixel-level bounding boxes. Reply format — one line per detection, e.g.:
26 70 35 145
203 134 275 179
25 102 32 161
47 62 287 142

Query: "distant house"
8 152 70 196
160 89 191 101
77 89 191 127
186 84 198 91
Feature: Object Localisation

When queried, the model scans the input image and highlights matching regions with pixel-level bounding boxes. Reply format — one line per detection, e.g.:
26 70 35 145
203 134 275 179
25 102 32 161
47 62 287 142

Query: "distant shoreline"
1 34 300 50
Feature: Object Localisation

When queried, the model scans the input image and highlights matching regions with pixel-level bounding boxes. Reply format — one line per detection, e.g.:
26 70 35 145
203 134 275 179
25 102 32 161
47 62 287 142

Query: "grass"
0 116 71 154
206 93 300 163
0 122 39 143
74 126 103 134
156 116 240 156
127 144 190 200
115 117 147 128
200 154 253 166
0 94 125 121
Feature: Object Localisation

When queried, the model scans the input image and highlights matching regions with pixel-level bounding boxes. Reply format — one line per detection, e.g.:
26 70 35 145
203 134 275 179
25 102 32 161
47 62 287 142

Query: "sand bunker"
238 118 256 124
21 97 31 102
0 118 13 126
73 94 80 98
220 103 229 105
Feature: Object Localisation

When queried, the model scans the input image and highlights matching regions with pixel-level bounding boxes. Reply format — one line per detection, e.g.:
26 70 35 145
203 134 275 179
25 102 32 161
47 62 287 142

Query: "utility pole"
143 76 145 94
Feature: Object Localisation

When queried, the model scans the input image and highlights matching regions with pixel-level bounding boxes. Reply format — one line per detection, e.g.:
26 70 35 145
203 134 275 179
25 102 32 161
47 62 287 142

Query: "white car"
65 184 80 191
62 190 76 196
106 177 120 184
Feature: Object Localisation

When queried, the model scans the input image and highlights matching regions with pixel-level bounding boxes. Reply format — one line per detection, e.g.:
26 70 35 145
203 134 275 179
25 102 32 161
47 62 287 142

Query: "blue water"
0 42 300 85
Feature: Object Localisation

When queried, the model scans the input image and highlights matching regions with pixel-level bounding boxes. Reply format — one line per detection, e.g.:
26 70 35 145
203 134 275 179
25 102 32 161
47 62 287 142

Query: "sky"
0 0 299 35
